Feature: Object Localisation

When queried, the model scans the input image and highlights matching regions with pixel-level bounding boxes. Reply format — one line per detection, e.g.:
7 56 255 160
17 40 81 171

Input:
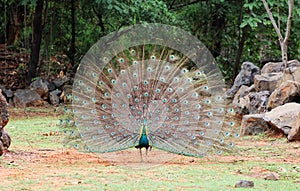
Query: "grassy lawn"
0 108 300 190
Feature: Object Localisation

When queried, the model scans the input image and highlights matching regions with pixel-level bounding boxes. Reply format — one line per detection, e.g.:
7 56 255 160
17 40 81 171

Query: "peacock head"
143 118 147 126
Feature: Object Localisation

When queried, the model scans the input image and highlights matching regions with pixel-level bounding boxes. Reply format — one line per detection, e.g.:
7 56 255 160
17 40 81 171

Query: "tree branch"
169 0 203 11
262 0 283 41
42 0 48 28
284 0 294 43
277 0 280 32
168 0 177 10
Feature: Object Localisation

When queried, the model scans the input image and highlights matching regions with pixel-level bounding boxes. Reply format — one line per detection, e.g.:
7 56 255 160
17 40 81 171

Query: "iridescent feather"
60 24 240 160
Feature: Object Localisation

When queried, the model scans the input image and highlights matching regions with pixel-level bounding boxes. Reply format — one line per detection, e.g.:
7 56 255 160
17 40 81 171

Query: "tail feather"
60 24 240 158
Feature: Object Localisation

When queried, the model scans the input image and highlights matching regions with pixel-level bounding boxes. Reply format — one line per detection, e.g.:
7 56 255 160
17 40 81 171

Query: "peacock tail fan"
60 24 241 164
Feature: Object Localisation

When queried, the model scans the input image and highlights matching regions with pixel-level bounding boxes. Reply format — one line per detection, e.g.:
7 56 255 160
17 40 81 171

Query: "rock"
0 141 4 156
235 180 254 188
0 90 10 156
264 172 280 180
4 89 13 104
268 80 300 110
279 67 300 85
4 89 14 105
30 78 49 99
248 91 270 114
254 72 283 92
225 62 260 98
241 103 300 136
13 89 44 107
0 87 13 105
53 77 69 89
233 85 252 115
288 112 300 141
49 89 62 105
261 60 300 74
264 103 300 135
1 88 13 98
60 85 73 103
0 130 11 149
47 81 56 92
0 89 9 128
233 86 270 115
241 114 269 135
281 126 292 135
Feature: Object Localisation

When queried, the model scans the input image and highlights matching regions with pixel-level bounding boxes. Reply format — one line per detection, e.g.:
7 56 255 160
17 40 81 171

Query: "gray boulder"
288 112 300 141
60 85 73 103
241 103 300 139
248 91 270 114
235 180 254 188
53 77 69 89
49 89 62 105
261 60 300 74
30 78 49 99
241 114 269 135
13 89 44 107
265 103 300 135
254 72 283 92
233 85 252 115
279 67 300 85
233 86 269 115
264 172 280 180
225 62 260 98
268 80 300 110
0 87 13 105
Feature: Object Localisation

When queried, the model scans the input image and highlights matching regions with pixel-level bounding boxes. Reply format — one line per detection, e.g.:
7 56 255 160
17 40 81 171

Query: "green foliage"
0 0 299 82
94 0 175 23
50 0 177 69
177 0 242 80
242 0 300 66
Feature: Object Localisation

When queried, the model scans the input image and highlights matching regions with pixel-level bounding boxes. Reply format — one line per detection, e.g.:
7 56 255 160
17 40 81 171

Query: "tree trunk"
233 0 247 80
3 4 24 45
262 0 294 69
234 26 249 79
210 3 226 58
26 0 45 85
280 40 288 68
70 0 76 67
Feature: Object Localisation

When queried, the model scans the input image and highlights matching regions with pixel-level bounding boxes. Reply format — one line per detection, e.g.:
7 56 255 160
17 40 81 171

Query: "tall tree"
262 0 295 67
5 2 24 45
70 0 76 67
26 0 46 85
234 0 249 78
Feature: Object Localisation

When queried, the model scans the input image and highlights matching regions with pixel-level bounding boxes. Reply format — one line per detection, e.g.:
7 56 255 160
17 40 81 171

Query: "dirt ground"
1 139 300 183
1 107 300 189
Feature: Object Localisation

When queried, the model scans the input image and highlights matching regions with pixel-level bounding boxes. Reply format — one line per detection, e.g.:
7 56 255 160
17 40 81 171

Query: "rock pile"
0 89 11 156
0 75 71 107
227 60 300 141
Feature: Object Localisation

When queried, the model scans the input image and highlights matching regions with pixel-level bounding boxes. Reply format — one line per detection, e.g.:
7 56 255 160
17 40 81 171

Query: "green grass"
6 116 62 149
1 113 300 191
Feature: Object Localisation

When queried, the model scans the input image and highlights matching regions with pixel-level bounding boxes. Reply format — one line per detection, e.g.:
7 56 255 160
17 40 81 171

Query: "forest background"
1 0 299 86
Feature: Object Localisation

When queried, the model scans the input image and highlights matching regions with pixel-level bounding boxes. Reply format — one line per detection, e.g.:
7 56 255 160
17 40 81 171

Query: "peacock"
61 24 240 162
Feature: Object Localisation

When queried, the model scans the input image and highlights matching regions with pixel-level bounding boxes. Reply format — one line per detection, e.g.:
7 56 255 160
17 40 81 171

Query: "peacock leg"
139 148 143 162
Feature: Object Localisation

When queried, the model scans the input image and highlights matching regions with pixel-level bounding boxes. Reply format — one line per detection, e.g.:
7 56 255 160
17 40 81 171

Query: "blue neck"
139 134 149 147
138 119 149 147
